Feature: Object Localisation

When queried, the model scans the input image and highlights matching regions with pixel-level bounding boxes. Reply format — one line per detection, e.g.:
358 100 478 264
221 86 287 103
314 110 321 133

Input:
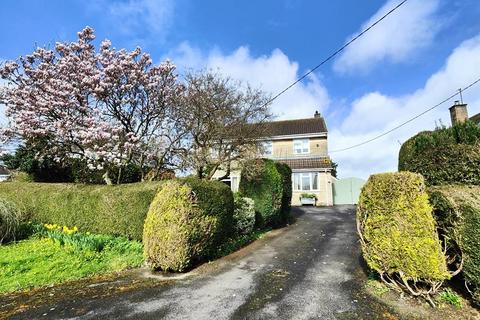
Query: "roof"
471 113 480 125
265 116 328 137
278 158 332 170
0 166 10 175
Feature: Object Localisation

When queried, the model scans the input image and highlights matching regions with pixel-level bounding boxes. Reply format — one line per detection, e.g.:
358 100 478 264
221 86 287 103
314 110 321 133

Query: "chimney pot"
314 111 321 118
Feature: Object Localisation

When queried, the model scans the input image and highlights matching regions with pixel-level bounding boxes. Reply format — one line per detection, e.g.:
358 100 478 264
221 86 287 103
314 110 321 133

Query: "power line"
329 76 480 153
263 0 409 107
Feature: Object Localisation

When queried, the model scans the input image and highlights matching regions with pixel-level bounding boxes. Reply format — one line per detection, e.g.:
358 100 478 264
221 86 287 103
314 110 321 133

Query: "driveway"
3 206 395 320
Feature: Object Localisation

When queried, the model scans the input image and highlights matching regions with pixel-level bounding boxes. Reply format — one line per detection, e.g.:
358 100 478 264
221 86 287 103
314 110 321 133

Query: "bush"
239 159 291 227
143 178 234 272
357 172 449 299
428 185 480 304
233 194 256 235
0 198 22 244
398 121 480 186
0 182 162 240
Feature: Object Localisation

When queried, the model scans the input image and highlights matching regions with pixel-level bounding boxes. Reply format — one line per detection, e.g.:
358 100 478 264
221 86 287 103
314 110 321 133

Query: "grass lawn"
0 237 144 293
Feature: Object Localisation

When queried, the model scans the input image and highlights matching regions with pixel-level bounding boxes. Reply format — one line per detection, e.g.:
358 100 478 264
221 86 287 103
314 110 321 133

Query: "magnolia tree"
176 72 272 180
0 27 183 184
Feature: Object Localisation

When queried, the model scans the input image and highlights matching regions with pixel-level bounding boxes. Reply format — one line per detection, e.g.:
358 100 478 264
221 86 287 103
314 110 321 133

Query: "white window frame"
262 141 273 156
293 172 319 191
293 139 310 154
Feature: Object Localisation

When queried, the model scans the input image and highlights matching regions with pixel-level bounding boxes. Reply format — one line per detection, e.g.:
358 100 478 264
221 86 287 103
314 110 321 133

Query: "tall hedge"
357 172 449 284
0 182 162 240
428 185 480 304
143 178 234 272
239 159 291 227
398 121 480 185
275 162 292 223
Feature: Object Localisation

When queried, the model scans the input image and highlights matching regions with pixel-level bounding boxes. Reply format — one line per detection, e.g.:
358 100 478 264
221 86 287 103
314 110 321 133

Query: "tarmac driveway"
3 206 394 320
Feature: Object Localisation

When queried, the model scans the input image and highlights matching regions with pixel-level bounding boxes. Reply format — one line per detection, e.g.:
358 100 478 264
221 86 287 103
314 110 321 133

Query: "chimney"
449 101 468 125
314 110 321 119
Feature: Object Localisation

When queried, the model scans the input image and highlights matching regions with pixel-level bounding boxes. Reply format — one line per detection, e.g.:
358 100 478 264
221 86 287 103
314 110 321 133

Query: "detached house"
215 111 334 206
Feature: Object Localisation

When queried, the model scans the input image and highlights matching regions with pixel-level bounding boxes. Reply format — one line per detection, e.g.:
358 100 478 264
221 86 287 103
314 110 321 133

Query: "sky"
1 0 480 179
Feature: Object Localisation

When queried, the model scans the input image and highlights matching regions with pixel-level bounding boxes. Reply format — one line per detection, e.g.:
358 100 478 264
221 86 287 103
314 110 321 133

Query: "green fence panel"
333 177 365 205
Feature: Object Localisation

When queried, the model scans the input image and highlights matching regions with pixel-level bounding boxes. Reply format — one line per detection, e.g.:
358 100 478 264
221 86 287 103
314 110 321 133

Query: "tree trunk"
117 166 123 185
103 169 113 185
197 166 204 179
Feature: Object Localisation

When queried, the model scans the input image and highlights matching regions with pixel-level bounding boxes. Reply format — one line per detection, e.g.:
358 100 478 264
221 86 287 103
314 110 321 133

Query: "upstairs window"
293 139 309 154
262 141 273 156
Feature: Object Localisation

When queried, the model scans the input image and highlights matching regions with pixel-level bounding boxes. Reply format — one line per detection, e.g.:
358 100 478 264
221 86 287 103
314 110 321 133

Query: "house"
0 166 11 182
449 101 480 126
214 111 334 206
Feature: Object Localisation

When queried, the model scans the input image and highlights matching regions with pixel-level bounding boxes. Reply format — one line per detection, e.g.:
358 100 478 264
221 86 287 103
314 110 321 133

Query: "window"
262 141 273 156
293 139 310 154
293 172 319 191
231 177 239 193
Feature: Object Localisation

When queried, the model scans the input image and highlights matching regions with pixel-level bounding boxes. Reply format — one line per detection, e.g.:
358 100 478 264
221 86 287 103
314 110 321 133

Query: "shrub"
239 159 290 227
0 182 162 240
143 178 234 272
398 121 480 186
233 194 256 235
0 198 22 244
428 185 480 305
357 172 449 302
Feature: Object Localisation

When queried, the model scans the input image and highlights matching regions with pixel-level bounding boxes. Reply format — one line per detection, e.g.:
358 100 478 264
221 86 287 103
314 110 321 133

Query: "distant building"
0 166 11 182
213 111 334 206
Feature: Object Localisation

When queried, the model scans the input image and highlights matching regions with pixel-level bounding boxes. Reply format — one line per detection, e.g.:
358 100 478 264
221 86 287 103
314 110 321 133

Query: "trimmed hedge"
275 162 292 223
428 185 480 304
398 121 480 186
357 172 449 283
143 178 234 272
239 159 291 227
0 182 162 240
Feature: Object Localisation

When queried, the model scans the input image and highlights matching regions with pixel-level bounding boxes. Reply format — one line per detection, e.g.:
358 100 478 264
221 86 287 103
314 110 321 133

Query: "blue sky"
1 0 480 178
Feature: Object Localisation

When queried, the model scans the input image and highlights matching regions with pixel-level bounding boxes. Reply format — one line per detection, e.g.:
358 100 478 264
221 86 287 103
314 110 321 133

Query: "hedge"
239 159 290 227
398 121 480 186
275 162 292 223
357 172 449 285
428 185 480 304
143 178 234 272
0 182 162 240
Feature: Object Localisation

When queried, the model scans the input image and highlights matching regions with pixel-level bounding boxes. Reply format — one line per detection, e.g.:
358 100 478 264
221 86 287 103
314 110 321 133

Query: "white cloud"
331 35 480 179
334 0 441 74
169 43 330 120
103 0 175 41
